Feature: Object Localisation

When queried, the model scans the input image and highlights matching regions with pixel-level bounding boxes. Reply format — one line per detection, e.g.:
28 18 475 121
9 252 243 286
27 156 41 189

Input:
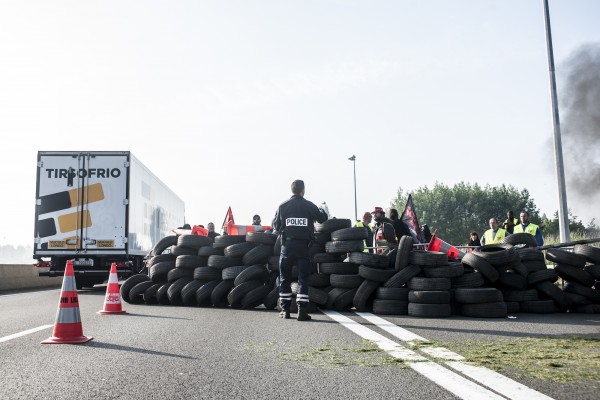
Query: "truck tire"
120 274 150 303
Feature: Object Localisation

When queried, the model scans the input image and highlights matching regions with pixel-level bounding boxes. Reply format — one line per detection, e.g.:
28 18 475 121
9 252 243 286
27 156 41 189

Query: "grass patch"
280 339 408 369
441 336 600 383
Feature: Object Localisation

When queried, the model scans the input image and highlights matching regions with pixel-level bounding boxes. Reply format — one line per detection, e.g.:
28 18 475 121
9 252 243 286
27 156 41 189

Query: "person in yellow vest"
481 217 507 245
355 211 374 253
502 210 519 234
514 210 544 247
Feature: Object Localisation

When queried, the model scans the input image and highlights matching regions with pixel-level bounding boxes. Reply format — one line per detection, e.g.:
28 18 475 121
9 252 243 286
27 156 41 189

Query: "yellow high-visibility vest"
355 221 373 253
514 223 539 236
483 228 507 244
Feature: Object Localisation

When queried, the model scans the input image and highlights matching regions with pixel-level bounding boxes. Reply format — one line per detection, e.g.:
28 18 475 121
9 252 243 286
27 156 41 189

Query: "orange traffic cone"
41 260 93 344
97 263 127 315
428 229 465 260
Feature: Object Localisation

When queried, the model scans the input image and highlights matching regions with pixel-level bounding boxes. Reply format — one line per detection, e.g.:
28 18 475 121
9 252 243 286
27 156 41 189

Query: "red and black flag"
401 194 423 243
221 206 235 233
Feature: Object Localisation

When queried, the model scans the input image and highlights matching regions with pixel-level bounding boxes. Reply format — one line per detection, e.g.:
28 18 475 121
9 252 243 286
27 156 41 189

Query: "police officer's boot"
279 299 291 319
296 302 311 321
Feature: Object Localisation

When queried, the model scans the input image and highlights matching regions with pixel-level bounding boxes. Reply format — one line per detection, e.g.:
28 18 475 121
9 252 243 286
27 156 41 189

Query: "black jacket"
272 195 328 241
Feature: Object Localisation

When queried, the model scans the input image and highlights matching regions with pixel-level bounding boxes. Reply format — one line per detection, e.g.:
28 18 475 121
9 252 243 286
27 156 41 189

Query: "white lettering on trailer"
286 218 307 227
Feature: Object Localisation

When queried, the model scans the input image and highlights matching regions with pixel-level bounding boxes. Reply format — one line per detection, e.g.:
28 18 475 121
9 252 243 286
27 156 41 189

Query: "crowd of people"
472 210 544 248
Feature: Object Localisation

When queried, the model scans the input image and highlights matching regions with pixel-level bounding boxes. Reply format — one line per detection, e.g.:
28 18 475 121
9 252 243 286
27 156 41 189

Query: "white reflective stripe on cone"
62 275 77 292
56 307 82 324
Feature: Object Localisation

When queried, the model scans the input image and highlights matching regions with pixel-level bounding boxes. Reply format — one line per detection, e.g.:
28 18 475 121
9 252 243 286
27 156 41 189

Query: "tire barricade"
121 222 600 317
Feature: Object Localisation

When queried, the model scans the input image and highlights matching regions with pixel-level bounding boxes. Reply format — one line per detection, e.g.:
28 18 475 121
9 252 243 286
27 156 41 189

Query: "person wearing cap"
371 207 397 255
272 179 328 321
354 212 374 253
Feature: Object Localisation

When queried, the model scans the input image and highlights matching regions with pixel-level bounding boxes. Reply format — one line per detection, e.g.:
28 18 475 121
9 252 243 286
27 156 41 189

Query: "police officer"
272 179 328 321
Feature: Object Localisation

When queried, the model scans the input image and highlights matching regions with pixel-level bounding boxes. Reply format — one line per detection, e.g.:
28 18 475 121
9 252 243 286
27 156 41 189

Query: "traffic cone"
97 262 127 315
427 229 465 260
41 260 93 344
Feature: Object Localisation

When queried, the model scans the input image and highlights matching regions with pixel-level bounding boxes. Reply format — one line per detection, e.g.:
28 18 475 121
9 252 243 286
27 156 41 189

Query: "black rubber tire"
454 288 500 304
331 227 368 241
535 281 568 309
156 283 173 305
473 244 515 267
408 303 451 318
511 262 529 278
307 273 330 287
214 235 247 248
193 267 223 281
195 280 221 306
555 264 595 287
224 242 257 258
150 261 175 283
308 286 329 305
423 264 464 279
120 274 151 303
334 288 358 311
383 265 422 288
461 302 507 318
461 252 499 283
408 290 451 304
506 301 520 314
408 277 451 291
178 235 214 249
451 272 485 288
176 255 206 270
143 283 161 304
171 246 199 257
546 248 587 268
315 218 352 233
129 281 155 304
227 280 263 308
584 264 600 280
564 292 592 306
167 267 193 283
312 252 344 263
234 265 269 286
263 286 280 310
395 236 414 271
517 248 545 262
152 235 178 256
573 244 600 264
527 269 559 286
496 270 527 290
241 285 272 309
198 246 222 256
242 244 273 266
181 280 205 306
210 280 235 307
353 280 381 311
502 289 538 302
564 282 600 302
358 266 397 283
208 255 243 269
245 232 277 245
325 240 364 254
520 300 555 313
375 287 410 300
409 251 448 267
500 232 538 248
167 277 193 306
330 274 364 289
319 262 359 275
148 253 176 268
522 260 548 273
222 266 249 281
349 252 389 269
372 299 409 315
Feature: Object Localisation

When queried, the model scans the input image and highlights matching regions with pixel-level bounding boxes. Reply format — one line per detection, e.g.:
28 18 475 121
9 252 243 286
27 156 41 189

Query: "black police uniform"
272 194 328 310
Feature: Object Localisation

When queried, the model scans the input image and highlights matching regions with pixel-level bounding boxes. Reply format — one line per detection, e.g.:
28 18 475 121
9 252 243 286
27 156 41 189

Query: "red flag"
221 206 234 233
401 194 423 243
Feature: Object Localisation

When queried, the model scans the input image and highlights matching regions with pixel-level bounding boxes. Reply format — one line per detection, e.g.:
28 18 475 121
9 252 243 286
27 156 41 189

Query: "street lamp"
348 155 357 222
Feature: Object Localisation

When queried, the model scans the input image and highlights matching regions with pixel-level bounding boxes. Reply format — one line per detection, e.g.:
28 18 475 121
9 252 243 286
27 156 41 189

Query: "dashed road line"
337 311 555 400
0 325 53 343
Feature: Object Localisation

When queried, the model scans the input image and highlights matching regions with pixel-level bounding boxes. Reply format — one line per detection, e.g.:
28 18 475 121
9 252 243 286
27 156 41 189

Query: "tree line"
389 182 597 245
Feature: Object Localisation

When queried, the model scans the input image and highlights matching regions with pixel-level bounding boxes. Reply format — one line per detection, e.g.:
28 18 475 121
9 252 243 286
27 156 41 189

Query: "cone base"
41 335 93 344
97 309 127 315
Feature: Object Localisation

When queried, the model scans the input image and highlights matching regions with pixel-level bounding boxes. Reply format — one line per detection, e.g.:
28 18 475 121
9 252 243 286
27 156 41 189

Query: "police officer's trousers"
279 239 310 309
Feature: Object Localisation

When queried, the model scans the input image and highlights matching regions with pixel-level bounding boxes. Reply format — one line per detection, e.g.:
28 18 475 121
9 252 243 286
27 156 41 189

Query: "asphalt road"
1 286 599 400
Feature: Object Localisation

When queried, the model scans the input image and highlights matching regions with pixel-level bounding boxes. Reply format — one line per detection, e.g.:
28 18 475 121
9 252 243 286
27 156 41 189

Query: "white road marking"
446 361 555 400
348 311 554 400
0 289 60 298
322 310 506 399
0 325 53 343
355 311 464 360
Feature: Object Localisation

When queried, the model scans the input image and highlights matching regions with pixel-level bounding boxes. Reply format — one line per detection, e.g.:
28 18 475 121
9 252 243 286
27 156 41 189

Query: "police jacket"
272 195 328 241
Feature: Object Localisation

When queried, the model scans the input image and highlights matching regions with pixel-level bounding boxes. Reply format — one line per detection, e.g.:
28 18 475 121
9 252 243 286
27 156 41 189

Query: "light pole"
348 155 357 222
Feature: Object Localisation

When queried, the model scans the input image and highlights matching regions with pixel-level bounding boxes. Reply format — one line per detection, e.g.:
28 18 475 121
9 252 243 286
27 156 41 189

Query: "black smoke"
560 43 600 221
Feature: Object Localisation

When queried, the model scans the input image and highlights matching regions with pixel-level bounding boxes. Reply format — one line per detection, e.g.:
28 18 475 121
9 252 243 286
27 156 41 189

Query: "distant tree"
540 211 588 238
390 182 540 245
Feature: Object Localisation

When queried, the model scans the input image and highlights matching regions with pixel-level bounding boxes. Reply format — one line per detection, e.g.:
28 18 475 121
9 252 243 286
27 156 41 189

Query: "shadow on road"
88 340 197 359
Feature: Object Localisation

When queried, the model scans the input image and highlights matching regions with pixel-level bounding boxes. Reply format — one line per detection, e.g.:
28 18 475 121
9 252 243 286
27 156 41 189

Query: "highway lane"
0 287 598 400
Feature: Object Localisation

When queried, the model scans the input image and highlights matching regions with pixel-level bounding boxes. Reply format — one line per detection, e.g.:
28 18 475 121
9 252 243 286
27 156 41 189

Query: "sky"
1 0 599 247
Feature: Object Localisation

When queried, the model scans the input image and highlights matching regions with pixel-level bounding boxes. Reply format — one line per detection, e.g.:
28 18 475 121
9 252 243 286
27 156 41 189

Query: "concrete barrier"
0 264 62 292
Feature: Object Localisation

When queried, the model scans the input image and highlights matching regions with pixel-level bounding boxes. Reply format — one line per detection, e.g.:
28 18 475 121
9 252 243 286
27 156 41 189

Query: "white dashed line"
0 325 53 343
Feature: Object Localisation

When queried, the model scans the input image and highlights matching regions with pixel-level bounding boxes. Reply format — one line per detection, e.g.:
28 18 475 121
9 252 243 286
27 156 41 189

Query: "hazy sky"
1 1 599 247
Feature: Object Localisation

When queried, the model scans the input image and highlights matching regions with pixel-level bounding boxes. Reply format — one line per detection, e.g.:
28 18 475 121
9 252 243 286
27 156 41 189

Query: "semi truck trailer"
33 151 185 288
